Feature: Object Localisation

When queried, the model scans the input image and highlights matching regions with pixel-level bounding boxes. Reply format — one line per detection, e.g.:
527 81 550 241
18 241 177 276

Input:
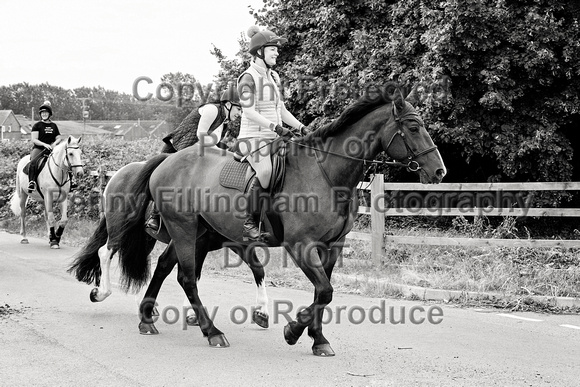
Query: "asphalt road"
1 231 579 387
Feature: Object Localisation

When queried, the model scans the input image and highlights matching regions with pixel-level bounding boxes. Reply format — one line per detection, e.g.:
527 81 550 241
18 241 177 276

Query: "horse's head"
380 88 446 184
57 136 85 178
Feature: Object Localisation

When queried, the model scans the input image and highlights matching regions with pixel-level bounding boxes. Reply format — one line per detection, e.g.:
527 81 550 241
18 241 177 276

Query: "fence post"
370 174 385 266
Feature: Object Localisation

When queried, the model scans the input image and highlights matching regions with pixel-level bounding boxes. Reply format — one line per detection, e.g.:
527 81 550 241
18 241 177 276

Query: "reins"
48 144 83 188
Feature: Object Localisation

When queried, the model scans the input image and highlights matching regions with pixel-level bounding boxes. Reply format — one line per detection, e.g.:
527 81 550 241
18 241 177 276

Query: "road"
0 231 579 386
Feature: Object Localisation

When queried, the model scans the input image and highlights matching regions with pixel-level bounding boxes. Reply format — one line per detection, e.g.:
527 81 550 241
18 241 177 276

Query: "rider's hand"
300 125 313 136
44 144 52 151
274 125 293 138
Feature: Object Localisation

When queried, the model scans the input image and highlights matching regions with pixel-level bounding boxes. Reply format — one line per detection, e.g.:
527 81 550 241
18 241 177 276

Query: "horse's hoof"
89 288 100 303
284 322 301 345
186 315 199 326
312 343 335 357
252 310 269 329
208 334 230 348
139 322 159 335
20 239 29 244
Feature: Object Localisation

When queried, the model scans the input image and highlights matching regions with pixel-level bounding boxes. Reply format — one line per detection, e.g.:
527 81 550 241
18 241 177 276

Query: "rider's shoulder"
199 103 219 116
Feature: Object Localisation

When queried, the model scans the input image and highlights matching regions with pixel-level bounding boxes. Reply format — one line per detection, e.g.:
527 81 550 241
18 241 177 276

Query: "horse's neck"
313 122 384 190
47 147 67 181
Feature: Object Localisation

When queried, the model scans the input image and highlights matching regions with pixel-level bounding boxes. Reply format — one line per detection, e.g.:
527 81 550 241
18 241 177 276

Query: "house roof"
83 120 158 137
53 121 113 136
0 110 14 126
11 115 111 136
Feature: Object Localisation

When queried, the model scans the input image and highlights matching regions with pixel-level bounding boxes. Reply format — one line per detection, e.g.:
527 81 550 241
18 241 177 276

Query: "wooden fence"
90 170 580 265
356 174 580 265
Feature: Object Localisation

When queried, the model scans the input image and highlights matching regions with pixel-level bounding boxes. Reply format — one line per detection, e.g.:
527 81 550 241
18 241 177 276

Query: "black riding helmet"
39 102 53 118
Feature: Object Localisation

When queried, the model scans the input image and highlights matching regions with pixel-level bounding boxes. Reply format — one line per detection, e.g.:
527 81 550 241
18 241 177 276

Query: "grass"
2 213 579 314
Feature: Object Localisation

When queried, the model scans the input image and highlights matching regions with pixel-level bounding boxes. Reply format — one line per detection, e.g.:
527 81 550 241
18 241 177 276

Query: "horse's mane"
298 82 402 143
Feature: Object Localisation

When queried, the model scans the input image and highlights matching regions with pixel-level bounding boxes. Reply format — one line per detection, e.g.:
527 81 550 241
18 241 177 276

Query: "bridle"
290 102 438 172
48 144 84 188
383 103 439 172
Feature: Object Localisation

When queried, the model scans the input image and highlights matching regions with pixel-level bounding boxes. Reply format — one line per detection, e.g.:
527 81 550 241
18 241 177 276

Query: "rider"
236 26 308 241
160 86 242 153
28 102 64 193
146 86 243 231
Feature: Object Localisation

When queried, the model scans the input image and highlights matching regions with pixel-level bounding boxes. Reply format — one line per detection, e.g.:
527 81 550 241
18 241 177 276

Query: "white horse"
10 136 84 248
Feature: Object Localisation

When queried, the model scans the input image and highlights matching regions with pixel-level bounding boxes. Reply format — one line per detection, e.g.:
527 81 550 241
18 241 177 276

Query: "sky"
0 0 266 94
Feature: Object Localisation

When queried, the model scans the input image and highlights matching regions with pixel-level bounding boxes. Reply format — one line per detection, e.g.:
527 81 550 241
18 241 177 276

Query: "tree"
243 0 580 190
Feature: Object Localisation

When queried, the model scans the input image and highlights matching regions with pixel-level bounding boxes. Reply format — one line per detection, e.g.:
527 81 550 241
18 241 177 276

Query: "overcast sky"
1 0 265 94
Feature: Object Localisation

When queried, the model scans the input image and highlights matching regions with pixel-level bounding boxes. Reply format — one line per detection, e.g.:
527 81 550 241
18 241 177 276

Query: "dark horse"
68 161 271 329
73 84 446 356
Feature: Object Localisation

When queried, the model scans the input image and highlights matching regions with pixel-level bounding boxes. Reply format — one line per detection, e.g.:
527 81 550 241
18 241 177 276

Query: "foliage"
0 137 159 221
242 0 580 188
0 77 200 127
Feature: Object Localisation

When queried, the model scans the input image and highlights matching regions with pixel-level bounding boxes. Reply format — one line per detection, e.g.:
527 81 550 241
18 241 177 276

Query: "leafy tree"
244 0 580 191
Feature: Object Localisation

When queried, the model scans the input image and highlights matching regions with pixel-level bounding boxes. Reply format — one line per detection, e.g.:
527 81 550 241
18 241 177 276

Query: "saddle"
23 154 49 176
219 138 287 193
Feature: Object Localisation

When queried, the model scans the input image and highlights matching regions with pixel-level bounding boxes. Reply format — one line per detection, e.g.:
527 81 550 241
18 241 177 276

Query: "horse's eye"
409 126 419 133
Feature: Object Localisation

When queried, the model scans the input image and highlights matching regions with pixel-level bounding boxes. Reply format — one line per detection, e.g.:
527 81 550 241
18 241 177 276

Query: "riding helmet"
247 26 287 56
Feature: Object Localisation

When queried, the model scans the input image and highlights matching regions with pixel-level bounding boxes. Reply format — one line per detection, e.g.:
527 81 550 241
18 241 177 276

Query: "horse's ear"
405 84 421 107
77 136 82 144
67 136 72 144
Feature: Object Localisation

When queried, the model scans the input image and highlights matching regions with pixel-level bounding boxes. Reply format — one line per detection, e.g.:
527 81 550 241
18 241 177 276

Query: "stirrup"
27 181 36 192
145 215 161 233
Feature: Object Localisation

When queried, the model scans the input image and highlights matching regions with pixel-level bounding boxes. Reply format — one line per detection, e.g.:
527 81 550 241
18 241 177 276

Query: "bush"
0 137 160 221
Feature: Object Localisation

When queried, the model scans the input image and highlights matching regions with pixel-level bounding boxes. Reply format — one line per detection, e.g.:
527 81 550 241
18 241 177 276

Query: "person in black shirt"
28 102 62 192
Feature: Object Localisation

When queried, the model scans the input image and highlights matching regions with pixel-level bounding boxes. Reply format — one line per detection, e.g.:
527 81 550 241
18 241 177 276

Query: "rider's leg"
145 204 161 231
239 139 272 241
145 144 175 231
27 148 43 192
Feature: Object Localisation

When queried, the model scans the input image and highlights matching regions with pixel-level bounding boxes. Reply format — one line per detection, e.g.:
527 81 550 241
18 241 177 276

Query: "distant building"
0 110 24 141
12 115 112 139
86 120 171 141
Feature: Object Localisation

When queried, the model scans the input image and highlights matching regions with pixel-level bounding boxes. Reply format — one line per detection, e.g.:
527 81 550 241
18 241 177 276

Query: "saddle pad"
219 160 253 192
24 156 48 175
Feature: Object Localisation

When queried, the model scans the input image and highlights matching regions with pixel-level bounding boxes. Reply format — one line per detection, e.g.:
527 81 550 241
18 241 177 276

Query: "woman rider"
236 26 308 241
161 86 242 153
28 102 63 193
146 87 242 231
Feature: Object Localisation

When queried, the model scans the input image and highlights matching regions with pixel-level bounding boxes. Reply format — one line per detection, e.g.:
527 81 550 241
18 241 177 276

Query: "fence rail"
355 175 580 265
89 170 580 265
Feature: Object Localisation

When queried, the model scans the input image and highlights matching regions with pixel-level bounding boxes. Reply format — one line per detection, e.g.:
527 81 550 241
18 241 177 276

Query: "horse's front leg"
54 196 69 245
283 240 335 356
19 191 29 244
43 194 59 248
239 246 270 328
306 239 343 355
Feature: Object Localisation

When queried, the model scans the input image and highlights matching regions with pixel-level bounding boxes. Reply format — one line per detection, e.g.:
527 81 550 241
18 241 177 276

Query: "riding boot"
145 206 161 232
28 163 37 192
242 177 271 241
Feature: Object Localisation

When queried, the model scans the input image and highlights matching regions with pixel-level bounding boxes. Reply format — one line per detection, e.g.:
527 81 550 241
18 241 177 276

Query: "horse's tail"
10 163 23 217
110 154 170 292
67 216 109 285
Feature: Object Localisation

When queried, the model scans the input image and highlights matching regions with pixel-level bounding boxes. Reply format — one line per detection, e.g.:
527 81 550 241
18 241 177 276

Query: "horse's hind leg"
172 222 229 348
89 240 114 302
138 242 178 335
